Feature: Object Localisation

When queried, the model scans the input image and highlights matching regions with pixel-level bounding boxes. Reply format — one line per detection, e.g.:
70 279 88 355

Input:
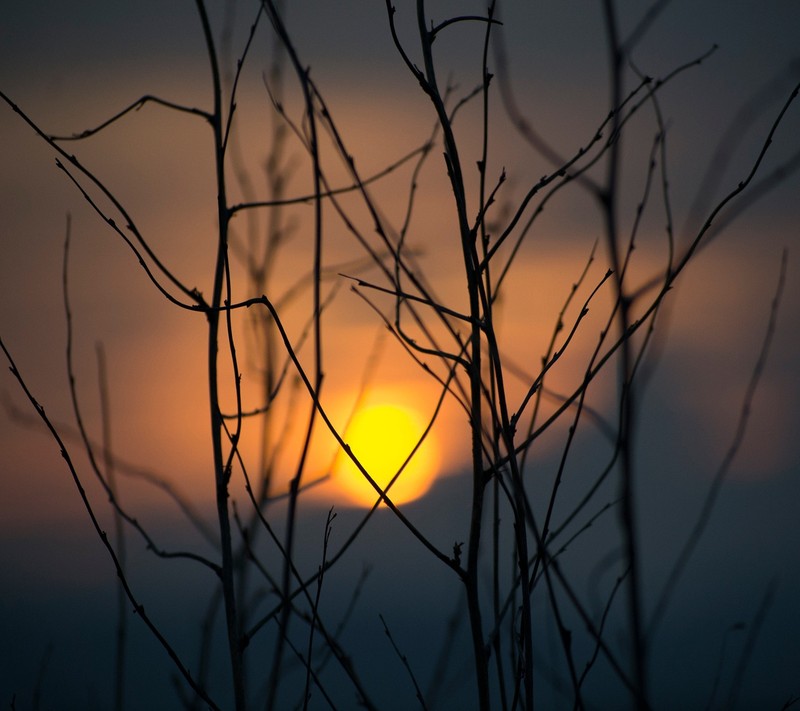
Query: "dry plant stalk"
1 1 798 709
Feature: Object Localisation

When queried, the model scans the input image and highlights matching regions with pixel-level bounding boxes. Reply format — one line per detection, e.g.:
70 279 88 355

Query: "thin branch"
379 614 429 710
47 95 212 140
648 249 789 639
0 337 220 710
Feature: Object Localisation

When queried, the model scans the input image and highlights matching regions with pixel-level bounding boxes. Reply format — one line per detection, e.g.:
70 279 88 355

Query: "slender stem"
195 2 246 708
601 2 647 707
413 1 491 706
96 344 127 711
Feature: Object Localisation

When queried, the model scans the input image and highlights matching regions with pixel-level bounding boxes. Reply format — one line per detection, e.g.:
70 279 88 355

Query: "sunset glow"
332 402 439 507
2 1 800 707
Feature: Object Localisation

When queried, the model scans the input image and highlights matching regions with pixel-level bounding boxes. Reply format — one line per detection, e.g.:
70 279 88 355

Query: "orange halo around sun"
332 402 439 507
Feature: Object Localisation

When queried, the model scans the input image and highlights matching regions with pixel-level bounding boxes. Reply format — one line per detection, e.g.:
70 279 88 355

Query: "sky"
2 1 800 709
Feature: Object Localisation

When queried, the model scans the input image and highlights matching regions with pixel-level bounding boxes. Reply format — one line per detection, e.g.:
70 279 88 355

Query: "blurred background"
2 1 799 708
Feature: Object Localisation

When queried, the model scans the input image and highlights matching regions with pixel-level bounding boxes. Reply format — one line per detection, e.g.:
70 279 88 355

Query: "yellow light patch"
334 403 438 507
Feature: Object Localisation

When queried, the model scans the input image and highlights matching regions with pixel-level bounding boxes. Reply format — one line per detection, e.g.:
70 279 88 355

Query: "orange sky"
1 63 798 517
2 3 800 707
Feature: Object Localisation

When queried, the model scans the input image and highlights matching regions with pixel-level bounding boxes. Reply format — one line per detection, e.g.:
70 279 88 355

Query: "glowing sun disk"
335 403 438 507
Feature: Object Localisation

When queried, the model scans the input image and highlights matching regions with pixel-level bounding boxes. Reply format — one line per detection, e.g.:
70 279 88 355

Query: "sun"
333 402 439 507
